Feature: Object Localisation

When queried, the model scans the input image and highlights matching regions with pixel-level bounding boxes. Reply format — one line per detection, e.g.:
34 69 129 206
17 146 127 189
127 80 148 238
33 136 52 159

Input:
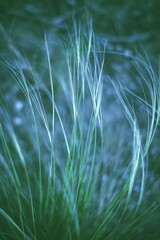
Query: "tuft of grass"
0 22 160 240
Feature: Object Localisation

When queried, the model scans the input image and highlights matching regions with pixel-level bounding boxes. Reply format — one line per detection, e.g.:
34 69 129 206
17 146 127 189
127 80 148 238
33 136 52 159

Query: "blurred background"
0 0 160 215
0 0 159 57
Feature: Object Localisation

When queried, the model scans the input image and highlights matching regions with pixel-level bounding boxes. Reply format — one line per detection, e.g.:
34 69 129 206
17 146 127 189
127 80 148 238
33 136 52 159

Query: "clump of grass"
0 22 160 240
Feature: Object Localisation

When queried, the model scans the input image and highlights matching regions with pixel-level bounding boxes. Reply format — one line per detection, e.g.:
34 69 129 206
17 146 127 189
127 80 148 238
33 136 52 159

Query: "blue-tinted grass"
0 23 160 240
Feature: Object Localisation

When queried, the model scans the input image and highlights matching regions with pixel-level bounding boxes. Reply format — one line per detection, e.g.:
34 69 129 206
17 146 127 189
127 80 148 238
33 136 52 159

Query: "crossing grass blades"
0 23 160 240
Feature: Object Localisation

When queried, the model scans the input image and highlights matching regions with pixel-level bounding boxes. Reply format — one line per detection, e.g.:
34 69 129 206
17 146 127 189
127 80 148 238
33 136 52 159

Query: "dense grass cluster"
0 23 160 240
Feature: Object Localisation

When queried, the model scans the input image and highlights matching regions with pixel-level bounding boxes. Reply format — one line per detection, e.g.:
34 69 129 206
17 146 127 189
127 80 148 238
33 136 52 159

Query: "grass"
0 22 160 240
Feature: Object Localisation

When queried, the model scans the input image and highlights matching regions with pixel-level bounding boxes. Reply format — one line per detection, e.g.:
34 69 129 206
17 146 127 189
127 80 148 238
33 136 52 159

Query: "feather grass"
0 22 160 240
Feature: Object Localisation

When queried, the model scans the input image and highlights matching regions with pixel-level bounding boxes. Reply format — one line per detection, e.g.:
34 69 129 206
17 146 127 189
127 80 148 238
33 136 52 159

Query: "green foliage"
0 22 160 240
